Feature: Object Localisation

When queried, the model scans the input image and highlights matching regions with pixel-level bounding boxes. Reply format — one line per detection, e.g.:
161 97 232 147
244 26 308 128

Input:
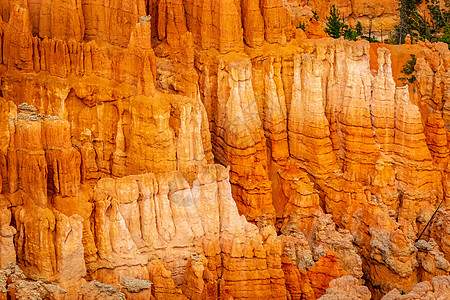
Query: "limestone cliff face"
1 1 450 300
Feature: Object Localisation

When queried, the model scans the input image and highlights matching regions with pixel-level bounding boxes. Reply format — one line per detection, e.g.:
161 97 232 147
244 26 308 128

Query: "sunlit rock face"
0 0 450 299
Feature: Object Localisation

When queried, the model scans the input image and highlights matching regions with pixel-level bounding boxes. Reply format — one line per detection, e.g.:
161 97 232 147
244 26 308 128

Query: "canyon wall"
0 0 450 299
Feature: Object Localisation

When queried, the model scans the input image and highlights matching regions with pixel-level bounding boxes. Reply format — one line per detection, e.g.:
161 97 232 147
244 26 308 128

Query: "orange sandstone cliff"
0 0 450 300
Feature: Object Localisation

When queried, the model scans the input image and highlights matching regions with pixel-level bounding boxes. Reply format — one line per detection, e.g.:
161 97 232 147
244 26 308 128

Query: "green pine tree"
324 5 346 39
325 6 367 42
344 26 358 41
426 0 448 29
395 0 423 44
438 24 450 45
356 22 363 36
426 0 450 46
399 54 417 84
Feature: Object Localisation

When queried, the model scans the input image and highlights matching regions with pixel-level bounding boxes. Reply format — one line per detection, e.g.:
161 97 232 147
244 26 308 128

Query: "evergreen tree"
426 0 448 29
438 24 450 45
399 54 417 83
344 26 359 41
324 6 366 42
325 5 346 38
395 0 423 44
356 22 363 36
426 0 450 45
387 0 450 46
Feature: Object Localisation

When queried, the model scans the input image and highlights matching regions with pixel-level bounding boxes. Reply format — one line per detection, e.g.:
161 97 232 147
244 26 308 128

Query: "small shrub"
399 54 417 84
297 22 306 31
310 11 319 21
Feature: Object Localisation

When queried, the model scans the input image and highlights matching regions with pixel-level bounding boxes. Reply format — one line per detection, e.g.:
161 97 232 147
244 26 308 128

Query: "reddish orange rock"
425 111 449 169
0 196 15 269
263 55 289 164
157 0 188 48
38 0 85 41
211 56 275 220
371 47 396 155
278 162 322 235
288 54 339 177
82 0 146 47
261 0 293 45
2 1 450 299
382 276 450 300
319 275 371 300
304 19 328 39
281 254 315 300
241 0 265 48
307 252 348 298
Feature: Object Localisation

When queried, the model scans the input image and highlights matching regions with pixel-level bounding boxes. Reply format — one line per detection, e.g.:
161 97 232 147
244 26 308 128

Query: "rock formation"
381 276 450 300
0 0 450 299
318 275 371 300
